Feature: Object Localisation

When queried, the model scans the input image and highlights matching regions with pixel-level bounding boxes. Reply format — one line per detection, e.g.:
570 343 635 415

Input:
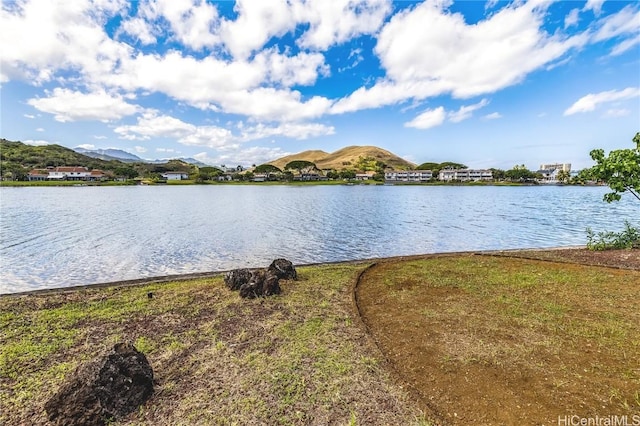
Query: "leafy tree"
589 132 640 202
490 168 506 181
505 164 538 182
556 169 571 184
114 166 138 180
339 170 356 179
254 164 282 174
285 160 318 175
196 166 222 182
439 162 467 170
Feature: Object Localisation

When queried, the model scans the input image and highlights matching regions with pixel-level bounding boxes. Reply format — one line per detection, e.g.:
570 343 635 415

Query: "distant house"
27 169 49 181
384 170 432 183
161 171 189 180
355 171 376 181
252 173 268 182
48 166 91 181
293 172 326 181
438 169 492 182
538 163 572 183
88 170 106 181
28 167 108 181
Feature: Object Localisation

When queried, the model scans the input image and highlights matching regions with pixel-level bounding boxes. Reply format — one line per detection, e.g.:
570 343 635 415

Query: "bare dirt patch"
356 250 640 425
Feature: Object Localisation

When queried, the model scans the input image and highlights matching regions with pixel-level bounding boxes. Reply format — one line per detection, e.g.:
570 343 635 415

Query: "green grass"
3 254 638 424
0 263 419 425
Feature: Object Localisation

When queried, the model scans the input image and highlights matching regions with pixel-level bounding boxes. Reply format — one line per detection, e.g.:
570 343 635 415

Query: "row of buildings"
28 163 574 183
384 169 494 183
384 163 573 183
28 167 107 181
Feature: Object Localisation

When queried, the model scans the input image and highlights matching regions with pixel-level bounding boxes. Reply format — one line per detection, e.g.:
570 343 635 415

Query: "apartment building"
438 169 493 182
384 170 433 182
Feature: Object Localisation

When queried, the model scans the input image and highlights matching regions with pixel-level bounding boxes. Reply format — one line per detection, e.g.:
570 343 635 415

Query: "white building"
538 163 572 183
47 166 92 180
161 172 189 180
540 163 571 172
384 170 433 182
438 169 493 182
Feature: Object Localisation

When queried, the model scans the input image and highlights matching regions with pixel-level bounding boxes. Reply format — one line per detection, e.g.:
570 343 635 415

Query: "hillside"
0 139 195 180
267 146 415 171
266 150 330 171
1 139 118 171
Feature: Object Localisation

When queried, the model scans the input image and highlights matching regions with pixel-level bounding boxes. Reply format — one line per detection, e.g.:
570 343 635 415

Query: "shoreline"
1 246 587 297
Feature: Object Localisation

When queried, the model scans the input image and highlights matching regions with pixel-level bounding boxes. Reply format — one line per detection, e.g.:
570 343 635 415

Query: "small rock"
45 342 154 426
268 258 297 280
239 269 281 299
224 268 253 291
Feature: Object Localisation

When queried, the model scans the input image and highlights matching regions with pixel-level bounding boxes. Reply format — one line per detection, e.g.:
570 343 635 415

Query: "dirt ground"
356 249 640 426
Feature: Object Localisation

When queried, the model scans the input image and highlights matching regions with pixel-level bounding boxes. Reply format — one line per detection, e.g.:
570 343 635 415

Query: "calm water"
0 184 637 294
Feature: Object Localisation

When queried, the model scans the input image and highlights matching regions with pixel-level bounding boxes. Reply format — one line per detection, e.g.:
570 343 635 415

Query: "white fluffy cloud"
218 0 391 59
448 99 489 123
238 122 335 141
114 110 333 149
335 0 588 113
404 107 446 129
0 0 130 83
27 88 140 122
194 146 293 167
405 99 489 129
484 112 503 120
564 9 580 29
592 5 640 41
294 0 391 51
564 87 640 115
584 0 606 16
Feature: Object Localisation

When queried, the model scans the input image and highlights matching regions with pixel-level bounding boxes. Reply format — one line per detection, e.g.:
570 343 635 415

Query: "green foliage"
490 168 506 180
415 162 440 170
254 164 282 174
0 139 197 182
113 166 138 179
505 164 539 182
586 221 640 251
354 156 385 172
415 161 468 179
556 170 571 184
196 166 223 182
339 169 356 179
588 132 640 202
0 139 113 178
439 161 467 170
284 160 317 172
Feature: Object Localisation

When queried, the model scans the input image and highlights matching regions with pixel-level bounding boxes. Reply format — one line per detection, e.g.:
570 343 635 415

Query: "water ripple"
0 185 638 293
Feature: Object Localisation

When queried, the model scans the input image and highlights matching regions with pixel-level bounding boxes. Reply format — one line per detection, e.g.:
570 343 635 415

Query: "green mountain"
267 145 415 171
0 139 195 180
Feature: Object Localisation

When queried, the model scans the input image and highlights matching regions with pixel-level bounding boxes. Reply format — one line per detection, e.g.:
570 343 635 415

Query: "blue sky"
1 0 638 170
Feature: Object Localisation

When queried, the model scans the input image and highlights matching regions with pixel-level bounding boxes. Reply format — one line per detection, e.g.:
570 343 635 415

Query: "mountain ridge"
266 145 415 171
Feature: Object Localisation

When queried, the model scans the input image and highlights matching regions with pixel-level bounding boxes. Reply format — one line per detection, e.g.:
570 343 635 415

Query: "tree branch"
625 186 640 202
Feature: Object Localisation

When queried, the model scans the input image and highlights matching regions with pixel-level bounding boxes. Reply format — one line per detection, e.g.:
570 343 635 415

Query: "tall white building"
540 163 571 172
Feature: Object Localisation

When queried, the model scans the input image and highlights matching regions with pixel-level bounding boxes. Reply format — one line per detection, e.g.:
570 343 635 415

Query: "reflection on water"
0 184 637 293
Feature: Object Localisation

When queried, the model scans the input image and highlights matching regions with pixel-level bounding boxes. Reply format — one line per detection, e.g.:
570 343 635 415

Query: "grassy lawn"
0 263 424 425
2 252 638 425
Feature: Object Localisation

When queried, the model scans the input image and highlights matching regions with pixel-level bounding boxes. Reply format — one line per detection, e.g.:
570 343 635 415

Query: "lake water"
0 184 637 294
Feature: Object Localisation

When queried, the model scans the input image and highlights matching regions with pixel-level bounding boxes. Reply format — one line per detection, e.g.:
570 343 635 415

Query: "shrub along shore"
1 249 638 425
